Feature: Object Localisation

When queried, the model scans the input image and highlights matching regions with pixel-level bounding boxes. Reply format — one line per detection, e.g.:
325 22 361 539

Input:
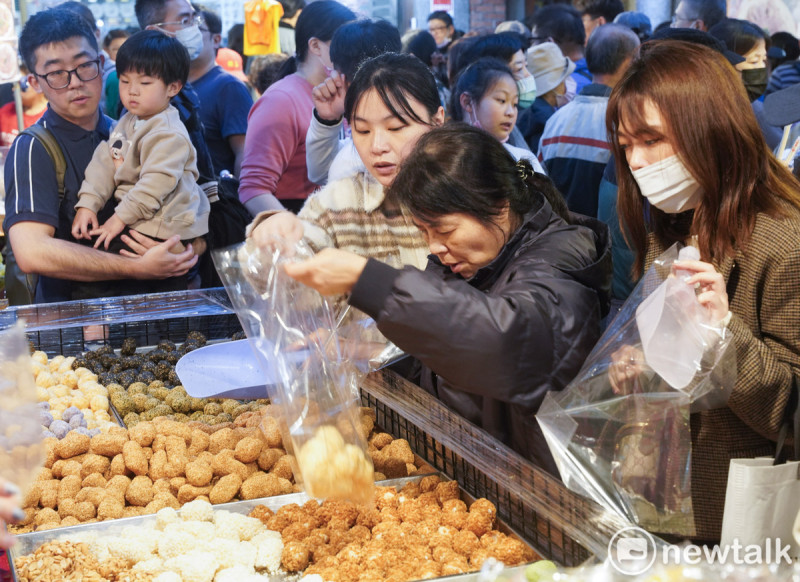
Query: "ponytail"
276 55 298 81
514 159 571 224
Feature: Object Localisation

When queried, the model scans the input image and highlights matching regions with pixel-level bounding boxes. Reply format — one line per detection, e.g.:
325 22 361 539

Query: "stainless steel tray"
9 474 539 581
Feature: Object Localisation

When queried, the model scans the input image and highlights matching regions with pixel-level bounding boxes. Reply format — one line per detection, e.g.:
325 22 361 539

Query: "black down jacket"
350 197 612 473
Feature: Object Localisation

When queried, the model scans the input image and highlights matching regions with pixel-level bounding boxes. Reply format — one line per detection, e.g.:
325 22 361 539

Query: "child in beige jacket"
72 30 209 280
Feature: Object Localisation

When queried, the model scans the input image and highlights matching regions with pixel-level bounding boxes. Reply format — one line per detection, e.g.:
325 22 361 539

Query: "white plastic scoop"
174 339 308 400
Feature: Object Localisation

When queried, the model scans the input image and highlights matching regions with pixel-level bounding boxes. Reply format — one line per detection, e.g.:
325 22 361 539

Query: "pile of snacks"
249 475 537 582
31 352 117 433
13 539 153 582
72 336 269 427
12 417 297 533
13 410 423 533
14 500 286 582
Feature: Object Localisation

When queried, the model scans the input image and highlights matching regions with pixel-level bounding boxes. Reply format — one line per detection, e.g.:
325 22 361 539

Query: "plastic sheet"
213 240 374 504
537 243 736 537
0 321 46 499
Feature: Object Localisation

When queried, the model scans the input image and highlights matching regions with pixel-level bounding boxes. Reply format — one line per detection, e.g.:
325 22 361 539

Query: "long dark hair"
388 123 570 228
344 53 441 126
277 0 355 79
607 40 800 274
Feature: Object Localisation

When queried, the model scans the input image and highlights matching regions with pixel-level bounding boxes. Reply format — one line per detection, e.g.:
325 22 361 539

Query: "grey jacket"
350 198 612 473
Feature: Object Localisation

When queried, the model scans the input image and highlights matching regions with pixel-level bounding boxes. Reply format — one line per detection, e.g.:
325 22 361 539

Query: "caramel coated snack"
295 425 374 505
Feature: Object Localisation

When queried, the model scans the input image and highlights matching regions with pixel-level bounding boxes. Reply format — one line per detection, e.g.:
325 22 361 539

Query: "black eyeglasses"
34 59 101 90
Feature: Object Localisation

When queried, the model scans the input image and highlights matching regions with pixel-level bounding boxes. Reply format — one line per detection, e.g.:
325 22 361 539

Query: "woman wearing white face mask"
239 0 355 215
608 40 800 543
517 41 575 152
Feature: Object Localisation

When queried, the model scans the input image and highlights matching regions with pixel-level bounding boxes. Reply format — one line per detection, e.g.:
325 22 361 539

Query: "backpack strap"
21 124 66 200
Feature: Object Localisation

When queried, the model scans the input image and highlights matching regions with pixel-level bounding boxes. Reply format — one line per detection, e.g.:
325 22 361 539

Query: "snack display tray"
2 288 622 567
8 474 538 582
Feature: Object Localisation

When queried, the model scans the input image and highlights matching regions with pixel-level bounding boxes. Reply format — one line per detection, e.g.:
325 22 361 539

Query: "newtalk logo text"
608 527 794 576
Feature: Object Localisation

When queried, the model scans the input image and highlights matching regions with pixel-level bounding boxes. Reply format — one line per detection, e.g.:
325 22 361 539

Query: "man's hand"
283 248 368 295
91 214 126 250
119 232 198 279
311 70 347 123
71 208 98 240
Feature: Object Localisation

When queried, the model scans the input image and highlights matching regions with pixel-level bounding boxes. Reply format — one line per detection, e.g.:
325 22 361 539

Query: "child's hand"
91 214 126 250
71 208 98 240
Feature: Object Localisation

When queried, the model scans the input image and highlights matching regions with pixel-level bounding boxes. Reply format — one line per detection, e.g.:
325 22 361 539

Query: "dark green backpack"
2 124 66 305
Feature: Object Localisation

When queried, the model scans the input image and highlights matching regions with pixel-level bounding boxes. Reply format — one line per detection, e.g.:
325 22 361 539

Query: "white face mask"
631 154 703 214
176 24 203 61
517 75 537 108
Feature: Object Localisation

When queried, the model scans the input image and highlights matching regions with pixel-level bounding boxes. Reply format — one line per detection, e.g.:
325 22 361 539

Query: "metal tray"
9 474 540 582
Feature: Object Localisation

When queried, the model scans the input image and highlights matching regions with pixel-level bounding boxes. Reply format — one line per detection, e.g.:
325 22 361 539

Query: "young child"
72 30 209 291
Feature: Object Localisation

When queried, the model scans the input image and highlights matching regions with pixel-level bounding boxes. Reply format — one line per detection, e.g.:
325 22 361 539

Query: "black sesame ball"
186 331 207 346
120 337 137 356
148 349 168 364
155 362 172 381
96 345 113 356
231 331 246 341
136 370 157 384
165 352 180 365
141 360 157 374
157 339 177 352
72 357 90 370
100 353 119 368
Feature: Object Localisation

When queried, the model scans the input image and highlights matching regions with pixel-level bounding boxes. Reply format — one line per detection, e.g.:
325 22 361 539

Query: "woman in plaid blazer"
606 40 800 541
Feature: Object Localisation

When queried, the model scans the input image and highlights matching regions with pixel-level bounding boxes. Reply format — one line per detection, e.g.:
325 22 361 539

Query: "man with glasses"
187 5 252 178
3 8 198 303
670 0 727 32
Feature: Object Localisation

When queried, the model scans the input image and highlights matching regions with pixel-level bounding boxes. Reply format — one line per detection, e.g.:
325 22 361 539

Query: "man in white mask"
538 23 639 218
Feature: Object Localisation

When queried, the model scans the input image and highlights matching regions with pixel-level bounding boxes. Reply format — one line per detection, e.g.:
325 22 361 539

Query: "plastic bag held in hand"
213 240 374 505
536 243 735 537
635 245 708 390
0 321 46 500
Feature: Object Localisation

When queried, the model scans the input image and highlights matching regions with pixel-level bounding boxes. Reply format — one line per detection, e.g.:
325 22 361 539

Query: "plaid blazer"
645 208 800 541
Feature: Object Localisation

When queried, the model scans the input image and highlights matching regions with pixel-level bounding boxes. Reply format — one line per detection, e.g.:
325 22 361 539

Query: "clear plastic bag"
213 239 374 504
0 321 46 499
537 243 736 537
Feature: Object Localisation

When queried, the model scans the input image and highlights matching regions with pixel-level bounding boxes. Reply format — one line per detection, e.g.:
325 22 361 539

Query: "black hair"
194 4 222 35
582 0 625 23
401 29 437 67
344 52 441 126
329 19 401 81
279 0 306 19
253 54 289 93
103 28 130 49
277 0 355 79
771 31 800 65
450 57 515 122
115 30 189 85
388 123 570 229
708 18 767 58
530 5 585 48
19 8 99 71
585 23 640 75
58 1 97 31
460 33 523 69
679 0 727 31
427 11 453 27
135 0 167 29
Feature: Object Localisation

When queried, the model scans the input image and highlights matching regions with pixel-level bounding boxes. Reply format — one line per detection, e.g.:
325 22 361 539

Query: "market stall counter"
0 289 627 579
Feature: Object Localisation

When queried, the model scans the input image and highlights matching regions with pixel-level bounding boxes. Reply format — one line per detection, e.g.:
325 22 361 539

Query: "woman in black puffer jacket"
283 124 612 473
